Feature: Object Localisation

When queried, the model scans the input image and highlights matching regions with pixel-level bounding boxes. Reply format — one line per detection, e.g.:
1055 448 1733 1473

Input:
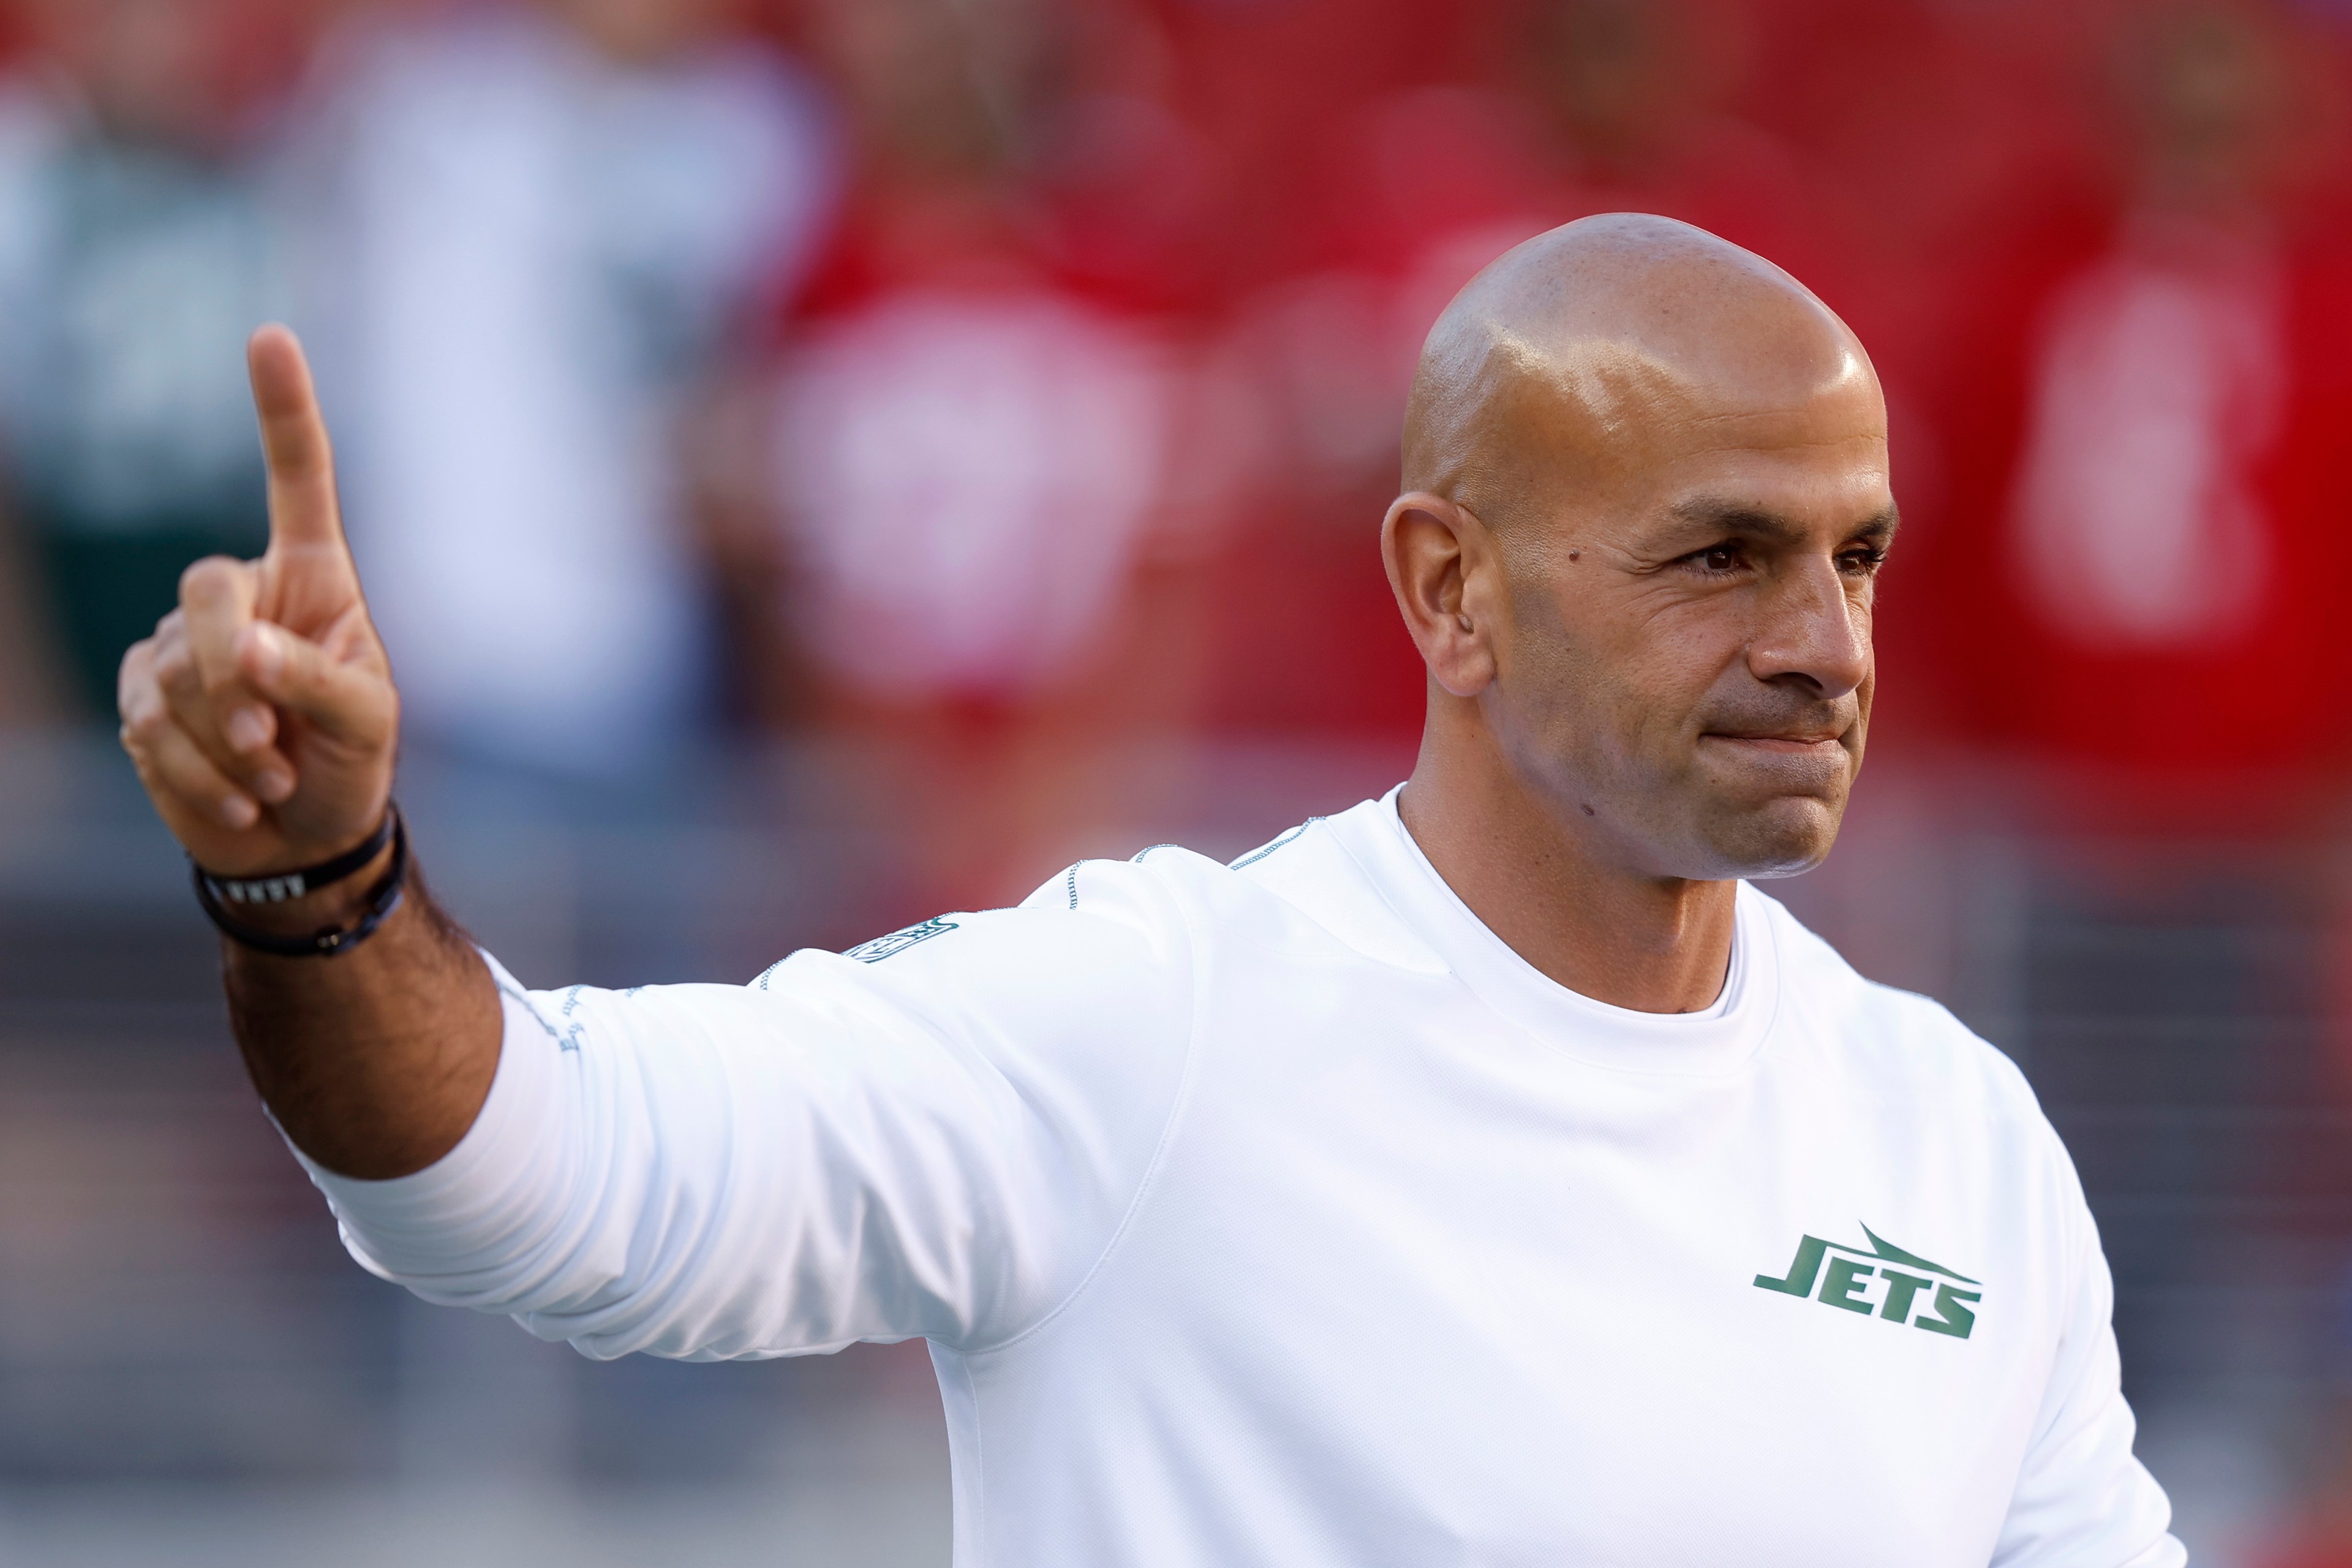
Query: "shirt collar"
1317 786 1782 1077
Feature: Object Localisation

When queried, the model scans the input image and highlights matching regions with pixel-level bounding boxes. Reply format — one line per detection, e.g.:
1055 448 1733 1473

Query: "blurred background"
2 0 2352 1560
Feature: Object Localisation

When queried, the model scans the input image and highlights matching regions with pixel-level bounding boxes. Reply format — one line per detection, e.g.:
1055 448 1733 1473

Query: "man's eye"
1838 548 1888 576
1695 545 1743 573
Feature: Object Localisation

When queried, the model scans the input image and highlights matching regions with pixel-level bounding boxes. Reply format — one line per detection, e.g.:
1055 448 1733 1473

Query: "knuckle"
116 643 152 705
126 709 170 752
178 556 233 598
153 641 194 688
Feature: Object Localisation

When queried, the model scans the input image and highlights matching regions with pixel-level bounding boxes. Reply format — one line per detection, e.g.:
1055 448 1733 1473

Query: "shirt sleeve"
1992 1133 2186 1567
292 859 1196 1362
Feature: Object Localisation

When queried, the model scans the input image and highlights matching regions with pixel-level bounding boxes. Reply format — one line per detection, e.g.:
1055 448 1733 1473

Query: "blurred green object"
30 514 266 714
0 120 283 716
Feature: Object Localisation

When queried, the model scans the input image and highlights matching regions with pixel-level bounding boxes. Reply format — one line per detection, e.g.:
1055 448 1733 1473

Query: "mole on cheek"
1569 551 1581 562
1580 804 1596 817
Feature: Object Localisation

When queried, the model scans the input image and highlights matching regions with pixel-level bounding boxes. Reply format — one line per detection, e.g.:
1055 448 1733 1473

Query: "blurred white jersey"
303 790 2182 1567
295 10 835 772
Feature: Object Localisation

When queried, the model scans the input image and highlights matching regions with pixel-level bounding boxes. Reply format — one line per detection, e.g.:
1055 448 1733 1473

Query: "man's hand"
118 325 398 881
114 325 499 1181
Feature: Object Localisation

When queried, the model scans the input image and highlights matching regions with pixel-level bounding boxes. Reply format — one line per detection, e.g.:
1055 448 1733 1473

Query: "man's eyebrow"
1669 498 1902 545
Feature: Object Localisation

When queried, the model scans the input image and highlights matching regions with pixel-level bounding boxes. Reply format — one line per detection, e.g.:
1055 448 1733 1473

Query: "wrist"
194 805 410 957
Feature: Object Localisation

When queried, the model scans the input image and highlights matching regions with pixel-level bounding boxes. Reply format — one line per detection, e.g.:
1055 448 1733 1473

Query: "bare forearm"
222 854 502 1180
120 329 503 1182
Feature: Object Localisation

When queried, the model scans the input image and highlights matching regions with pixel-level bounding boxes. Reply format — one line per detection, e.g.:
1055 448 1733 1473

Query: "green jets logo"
1752 1224 1981 1340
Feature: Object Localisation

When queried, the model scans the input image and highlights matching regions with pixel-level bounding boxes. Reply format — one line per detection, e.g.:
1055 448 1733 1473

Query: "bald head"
1384 213 1896 902
1403 214 1879 531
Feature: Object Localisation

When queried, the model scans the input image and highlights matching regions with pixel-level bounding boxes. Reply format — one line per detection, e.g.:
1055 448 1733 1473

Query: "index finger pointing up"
247 324 348 558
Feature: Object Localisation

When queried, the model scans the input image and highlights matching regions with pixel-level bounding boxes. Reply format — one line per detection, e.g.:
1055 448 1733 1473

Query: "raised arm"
116 325 499 1179
116 328 1194 1366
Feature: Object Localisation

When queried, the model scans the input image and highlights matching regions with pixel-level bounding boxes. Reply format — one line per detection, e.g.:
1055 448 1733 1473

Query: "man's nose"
1747 556 1869 699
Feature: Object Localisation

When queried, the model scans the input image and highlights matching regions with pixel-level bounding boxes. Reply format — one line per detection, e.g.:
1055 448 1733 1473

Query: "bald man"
119 215 2181 1565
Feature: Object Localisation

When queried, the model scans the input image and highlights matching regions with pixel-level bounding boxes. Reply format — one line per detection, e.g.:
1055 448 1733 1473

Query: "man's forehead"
1508 323 1877 428
1640 415 1896 526
1504 338 1887 492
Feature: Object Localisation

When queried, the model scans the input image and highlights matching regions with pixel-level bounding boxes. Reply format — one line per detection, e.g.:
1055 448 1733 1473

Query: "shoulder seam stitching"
1229 817 1321 870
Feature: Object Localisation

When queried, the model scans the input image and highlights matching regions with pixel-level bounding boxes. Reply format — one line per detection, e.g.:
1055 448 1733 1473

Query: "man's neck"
1396 724 1737 1016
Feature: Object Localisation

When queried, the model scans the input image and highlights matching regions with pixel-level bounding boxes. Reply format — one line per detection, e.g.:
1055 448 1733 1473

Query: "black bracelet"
192 810 409 958
195 807 398 906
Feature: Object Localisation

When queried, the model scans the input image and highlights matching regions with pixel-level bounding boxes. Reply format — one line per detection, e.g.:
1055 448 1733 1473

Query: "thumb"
182 555 261 696
238 621 396 747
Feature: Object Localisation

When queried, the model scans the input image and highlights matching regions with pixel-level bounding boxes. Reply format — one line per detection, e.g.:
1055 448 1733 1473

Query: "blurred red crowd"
765 0 2352 791
6 0 2352 810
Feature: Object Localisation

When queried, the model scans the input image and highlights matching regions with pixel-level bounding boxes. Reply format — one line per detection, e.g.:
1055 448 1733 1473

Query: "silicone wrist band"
195 806 398 906
192 809 408 959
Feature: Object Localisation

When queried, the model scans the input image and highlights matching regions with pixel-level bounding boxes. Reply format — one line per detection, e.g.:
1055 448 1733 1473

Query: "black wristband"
192 810 409 959
195 807 398 906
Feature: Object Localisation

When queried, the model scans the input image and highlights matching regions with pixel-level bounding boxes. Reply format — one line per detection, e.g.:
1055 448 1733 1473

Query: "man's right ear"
1381 492 1498 699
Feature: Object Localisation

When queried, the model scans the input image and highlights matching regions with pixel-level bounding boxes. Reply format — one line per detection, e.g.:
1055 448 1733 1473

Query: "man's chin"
1694 794 1846 881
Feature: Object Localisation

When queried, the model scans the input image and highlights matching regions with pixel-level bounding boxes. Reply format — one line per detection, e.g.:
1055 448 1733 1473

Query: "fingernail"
221 794 259 829
254 767 295 803
226 705 271 752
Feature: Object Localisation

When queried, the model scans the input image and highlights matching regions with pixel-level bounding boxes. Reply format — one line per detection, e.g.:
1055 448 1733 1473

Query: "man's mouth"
1702 731 1845 755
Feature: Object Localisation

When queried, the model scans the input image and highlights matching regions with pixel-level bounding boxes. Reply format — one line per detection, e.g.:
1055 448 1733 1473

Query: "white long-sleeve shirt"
303 789 2184 1567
